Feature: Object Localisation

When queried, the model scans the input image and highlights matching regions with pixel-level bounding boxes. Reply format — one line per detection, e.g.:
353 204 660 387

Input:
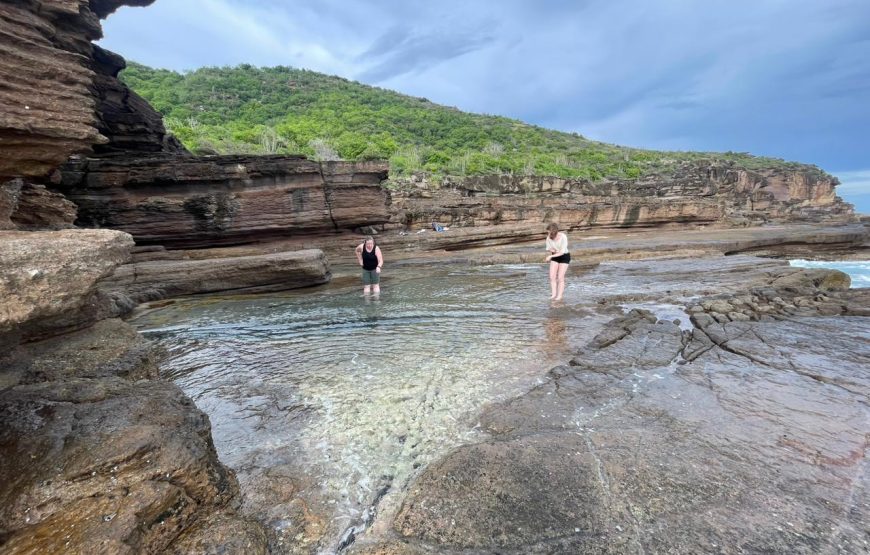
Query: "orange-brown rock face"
58 154 390 247
0 1 155 180
391 164 855 231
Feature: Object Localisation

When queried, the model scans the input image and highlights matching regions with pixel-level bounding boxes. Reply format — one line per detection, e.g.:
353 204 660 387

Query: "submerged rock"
393 278 870 553
2 318 157 388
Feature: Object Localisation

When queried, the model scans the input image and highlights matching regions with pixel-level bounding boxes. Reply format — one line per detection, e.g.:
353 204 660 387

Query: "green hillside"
121 62 816 180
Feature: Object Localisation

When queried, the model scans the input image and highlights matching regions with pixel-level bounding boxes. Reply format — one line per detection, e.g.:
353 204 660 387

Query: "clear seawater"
789 259 870 288
128 264 607 550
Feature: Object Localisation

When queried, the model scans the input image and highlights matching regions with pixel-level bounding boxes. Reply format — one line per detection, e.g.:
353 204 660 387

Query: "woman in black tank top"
361 243 378 270
355 235 383 295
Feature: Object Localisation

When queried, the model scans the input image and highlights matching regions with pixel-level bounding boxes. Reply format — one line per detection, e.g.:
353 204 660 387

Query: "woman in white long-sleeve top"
544 223 570 300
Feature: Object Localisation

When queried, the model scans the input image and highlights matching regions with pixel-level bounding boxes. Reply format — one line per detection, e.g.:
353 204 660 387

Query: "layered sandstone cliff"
49 154 855 259
389 164 855 232
0 0 157 179
0 3 273 553
90 44 188 155
57 154 390 247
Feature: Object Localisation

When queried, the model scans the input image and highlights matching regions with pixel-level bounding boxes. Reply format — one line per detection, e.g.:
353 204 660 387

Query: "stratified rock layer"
391 164 855 232
103 248 332 304
1 179 78 230
0 0 156 179
90 45 187 156
58 155 390 247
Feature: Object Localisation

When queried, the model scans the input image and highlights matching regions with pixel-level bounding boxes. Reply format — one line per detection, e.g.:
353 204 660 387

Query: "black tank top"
362 244 378 270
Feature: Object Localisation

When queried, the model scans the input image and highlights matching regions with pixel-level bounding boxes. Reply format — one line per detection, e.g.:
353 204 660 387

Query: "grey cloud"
357 27 498 82
100 0 870 172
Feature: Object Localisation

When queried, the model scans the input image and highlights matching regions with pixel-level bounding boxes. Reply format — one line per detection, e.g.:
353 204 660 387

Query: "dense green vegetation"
122 62 815 180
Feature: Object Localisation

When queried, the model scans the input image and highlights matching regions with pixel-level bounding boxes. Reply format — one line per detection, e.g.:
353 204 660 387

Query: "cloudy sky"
100 0 870 211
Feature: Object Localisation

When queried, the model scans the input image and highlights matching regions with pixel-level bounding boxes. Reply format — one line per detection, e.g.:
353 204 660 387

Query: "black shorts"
551 253 571 264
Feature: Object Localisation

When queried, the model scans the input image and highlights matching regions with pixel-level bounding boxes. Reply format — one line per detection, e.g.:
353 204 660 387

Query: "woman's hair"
547 223 559 239
364 235 375 247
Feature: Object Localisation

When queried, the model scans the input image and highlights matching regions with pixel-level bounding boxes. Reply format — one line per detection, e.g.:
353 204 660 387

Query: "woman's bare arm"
375 246 384 271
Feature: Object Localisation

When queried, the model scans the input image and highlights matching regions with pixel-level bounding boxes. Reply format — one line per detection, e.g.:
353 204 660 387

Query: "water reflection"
544 313 568 350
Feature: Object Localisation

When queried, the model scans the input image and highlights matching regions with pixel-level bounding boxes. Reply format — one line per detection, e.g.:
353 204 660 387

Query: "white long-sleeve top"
546 232 568 256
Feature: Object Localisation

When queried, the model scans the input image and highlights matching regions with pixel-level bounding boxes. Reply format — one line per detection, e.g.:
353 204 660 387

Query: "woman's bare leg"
364 284 371 295
372 284 380 294
549 261 558 299
555 263 569 300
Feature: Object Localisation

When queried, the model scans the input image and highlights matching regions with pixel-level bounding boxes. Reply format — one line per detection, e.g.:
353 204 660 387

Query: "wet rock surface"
0 317 266 554
0 377 239 554
165 510 268 554
389 264 869 554
1 318 158 389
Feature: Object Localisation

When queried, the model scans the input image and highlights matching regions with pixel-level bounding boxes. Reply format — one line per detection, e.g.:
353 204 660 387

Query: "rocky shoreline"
3 219 866 553
0 230 271 553
1 1 868 553
345 255 869 554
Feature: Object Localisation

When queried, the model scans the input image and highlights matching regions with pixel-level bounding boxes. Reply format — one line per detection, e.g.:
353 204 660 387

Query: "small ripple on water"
131 264 595 550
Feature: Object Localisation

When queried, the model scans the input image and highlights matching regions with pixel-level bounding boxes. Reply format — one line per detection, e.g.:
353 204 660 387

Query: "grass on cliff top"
121 62 826 182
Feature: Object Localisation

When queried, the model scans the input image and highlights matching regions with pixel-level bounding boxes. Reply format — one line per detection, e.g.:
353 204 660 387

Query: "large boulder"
0 377 249 554
103 248 332 304
0 229 133 340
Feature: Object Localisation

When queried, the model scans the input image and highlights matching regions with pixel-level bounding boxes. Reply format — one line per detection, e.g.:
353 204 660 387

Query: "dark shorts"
362 269 380 284
551 253 571 264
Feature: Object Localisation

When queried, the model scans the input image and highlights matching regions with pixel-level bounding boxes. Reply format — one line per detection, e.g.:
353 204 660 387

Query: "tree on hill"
121 62 817 181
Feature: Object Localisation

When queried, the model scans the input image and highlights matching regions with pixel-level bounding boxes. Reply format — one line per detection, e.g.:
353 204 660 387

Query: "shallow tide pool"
130 264 603 550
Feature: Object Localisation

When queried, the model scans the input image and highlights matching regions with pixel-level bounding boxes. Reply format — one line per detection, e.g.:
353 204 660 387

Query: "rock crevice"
386 265 869 554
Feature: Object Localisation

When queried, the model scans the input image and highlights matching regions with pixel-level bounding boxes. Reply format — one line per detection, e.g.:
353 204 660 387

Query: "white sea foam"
789 259 870 288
